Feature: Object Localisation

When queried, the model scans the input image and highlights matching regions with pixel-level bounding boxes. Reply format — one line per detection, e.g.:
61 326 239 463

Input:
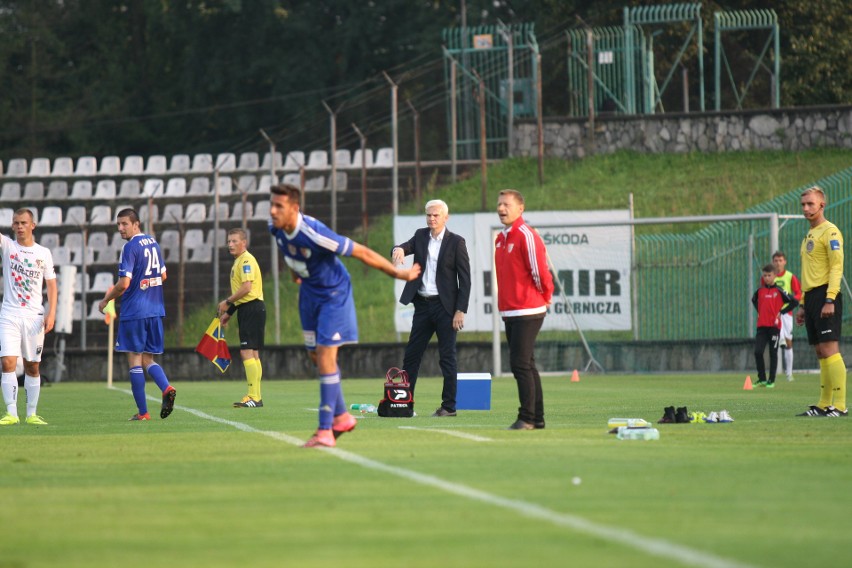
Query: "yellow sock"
243 359 259 400
824 353 847 411
254 358 262 401
818 358 832 409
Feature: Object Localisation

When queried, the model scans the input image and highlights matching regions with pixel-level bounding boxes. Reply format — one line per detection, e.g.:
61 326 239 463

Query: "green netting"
635 167 852 340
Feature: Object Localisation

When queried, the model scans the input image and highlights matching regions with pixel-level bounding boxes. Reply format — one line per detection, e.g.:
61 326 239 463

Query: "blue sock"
146 363 170 392
129 366 147 414
334 366 346 415
319 373 341 430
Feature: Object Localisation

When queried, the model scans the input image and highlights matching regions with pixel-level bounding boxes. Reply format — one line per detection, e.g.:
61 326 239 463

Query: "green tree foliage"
0 0 848 161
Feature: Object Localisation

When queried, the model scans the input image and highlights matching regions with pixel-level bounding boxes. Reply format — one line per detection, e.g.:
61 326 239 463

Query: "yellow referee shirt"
230 250 264 304
800 220 844 301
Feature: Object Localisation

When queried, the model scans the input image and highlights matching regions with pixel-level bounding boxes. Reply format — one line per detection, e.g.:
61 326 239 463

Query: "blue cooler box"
456 373 491 410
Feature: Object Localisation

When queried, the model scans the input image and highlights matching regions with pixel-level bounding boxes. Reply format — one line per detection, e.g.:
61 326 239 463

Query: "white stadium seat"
98 156 121 175
374 147 394 168
260 151 282 172
24 181 45 200
65 206 87 226
7 159 28 177
122 155 144 175
1 183 21 200
29 157 51 176
215 153 236 172
238 152 259 171
191 153 213 173
70 180 93 200
51 157 74 176
351 148 374 169
144 155 167 175
74 156 97 176
185 203 206 223
169 154 191 173
306 150 329 170
94 180 116 200
164 178 187 197
39 206 63 226
188 178 210 196
118 179 141 199
47 181 69 200
89 205 112 225
283 151 305 171
333 149 352 169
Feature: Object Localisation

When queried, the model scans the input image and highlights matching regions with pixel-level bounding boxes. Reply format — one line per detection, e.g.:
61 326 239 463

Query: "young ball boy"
751 264 798 388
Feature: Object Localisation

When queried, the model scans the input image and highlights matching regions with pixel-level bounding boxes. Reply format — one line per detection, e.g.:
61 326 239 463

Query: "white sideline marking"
116 387 755 568
397 425 492 442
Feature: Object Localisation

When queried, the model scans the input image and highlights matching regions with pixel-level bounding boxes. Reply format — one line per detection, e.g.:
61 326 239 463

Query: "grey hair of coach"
425 199 449 216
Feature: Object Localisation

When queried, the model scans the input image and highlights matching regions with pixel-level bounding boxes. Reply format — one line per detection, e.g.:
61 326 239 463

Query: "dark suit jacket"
394 228 471 317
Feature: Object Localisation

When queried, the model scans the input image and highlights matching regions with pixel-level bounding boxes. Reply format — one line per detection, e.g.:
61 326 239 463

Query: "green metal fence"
635 167 852 340
442 23 538 159
714 9 780 111
566 26 645 117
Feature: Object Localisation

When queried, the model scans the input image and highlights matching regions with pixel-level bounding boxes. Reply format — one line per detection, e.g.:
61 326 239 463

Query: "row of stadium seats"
42 226 249 267
0 201 269 228
0 148 392 178
0 171 346 203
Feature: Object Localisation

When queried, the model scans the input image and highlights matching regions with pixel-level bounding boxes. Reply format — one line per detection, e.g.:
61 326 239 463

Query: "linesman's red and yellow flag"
195 317 231 373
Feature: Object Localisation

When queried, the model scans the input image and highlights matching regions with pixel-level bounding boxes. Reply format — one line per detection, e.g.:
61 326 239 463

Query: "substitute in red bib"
495 189 554 430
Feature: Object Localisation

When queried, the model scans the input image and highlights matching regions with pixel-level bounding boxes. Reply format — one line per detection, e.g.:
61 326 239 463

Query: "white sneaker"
718 410 734 423
704 411 719 423
786 375 794 382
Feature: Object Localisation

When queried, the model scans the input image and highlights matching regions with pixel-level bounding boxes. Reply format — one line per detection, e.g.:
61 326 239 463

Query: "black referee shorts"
236 300 266 350
803 285 842 345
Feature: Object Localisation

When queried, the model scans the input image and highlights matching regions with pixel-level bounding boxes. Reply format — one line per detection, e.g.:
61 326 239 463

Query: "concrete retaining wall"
45 338 852 382
514 105 852 159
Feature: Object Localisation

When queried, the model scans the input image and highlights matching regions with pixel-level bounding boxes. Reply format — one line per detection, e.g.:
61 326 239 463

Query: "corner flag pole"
107 317 114 388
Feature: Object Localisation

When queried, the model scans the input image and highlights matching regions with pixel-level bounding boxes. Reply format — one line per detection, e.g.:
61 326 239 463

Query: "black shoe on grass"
658 406 676 424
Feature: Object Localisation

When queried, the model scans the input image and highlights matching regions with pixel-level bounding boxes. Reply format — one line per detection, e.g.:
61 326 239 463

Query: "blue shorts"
116 317 165 354
299 287 358 350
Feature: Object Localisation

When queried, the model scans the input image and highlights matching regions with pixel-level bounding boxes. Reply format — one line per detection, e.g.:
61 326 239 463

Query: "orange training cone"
570 369 580 382
743 375 753 390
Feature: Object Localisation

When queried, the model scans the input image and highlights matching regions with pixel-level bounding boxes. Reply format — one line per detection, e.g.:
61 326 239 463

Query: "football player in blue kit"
99 208 176 421
268 184 421 447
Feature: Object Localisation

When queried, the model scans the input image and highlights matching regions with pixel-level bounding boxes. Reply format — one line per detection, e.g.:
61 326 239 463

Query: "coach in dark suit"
392 199 471 417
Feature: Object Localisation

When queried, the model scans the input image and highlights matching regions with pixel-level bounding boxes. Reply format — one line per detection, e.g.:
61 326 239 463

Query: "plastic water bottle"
616 427 660 440
350 403 377 414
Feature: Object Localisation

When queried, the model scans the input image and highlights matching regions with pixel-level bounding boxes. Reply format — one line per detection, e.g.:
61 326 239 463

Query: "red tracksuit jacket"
495 216 554 317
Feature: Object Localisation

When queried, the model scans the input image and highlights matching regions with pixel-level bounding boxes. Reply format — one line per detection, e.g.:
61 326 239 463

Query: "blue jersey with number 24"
117 233 166 320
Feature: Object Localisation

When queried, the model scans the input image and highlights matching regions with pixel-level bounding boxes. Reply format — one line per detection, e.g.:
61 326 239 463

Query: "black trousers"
504 314 545 423
402 296 458 411
754 326 780 383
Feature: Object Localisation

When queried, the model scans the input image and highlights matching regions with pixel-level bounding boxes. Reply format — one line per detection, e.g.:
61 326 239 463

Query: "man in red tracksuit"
752 264 798 388
495 189 554 430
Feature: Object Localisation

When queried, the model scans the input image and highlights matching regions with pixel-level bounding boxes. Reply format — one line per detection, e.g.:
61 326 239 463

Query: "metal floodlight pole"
450 57 458 183
352 123 369 242
383 71 399 217
167 210 186 346
472 69 487 212
406 99 422 204
213 168 221 303
322 100 345 232
535 49 544 184
260 129 281 344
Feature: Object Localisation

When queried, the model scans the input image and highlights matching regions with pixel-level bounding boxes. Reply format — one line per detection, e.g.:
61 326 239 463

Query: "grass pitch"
2 372 849 568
